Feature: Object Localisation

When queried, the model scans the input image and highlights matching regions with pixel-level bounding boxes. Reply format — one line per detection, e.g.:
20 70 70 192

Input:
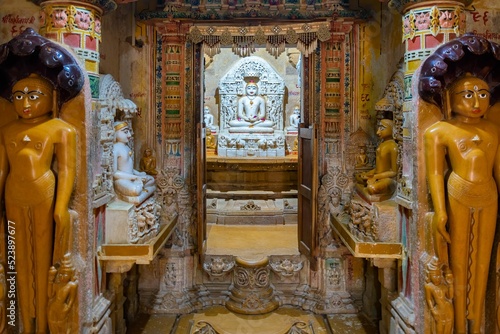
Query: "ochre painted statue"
47 255 78 334
356 119 398 198
140 147 158 176
229 81 274 128
424 257 454 334
206 128 217 149
424 74 500 333
0 74 76 333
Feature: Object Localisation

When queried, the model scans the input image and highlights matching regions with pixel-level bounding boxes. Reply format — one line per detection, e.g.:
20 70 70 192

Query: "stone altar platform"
206 155 297 192
207 192 297 225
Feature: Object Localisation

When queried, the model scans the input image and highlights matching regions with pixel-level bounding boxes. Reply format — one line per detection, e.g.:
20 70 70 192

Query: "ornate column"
155 21 189 170
38 0 117 98
387 0 468 332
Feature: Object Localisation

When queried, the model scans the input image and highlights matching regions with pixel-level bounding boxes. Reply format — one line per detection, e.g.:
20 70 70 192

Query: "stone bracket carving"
270 257 303 280
202 256 235 281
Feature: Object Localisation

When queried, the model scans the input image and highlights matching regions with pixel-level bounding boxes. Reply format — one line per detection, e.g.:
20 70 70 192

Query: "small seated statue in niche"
140 147 158 176
355 119 398 199
287 105 301 131
206 128 217 149
292 136 298 152
229 81 274 128
355 146 368 168
424 257 453 334
204 105 218 132
113 121 156 204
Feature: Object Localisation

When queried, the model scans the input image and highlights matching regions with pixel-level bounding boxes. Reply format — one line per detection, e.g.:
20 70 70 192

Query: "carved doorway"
201 45 301 258
192 22 321 262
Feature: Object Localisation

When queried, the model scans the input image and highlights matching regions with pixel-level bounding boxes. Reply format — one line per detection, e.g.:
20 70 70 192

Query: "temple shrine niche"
217 56 286 157
100 75 161 245
205 50 299 226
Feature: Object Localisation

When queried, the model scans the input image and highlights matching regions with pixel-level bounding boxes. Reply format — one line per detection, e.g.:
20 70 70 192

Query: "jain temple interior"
0 0 499 333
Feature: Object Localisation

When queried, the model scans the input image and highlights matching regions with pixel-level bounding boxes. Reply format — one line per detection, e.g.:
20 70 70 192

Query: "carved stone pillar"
155 22 189 169
38 0 117 98
226 256 279 315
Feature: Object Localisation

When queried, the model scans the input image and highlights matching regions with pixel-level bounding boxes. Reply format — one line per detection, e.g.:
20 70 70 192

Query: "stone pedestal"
217 132 286 157
226 256 279 314
106 196 160 244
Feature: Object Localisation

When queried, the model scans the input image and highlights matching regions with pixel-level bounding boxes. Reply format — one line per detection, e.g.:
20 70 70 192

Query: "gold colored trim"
331 214 402 259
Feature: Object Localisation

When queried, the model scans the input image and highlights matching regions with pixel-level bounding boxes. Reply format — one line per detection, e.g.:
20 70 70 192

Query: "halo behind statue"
418 33 500 110
0 28 85 107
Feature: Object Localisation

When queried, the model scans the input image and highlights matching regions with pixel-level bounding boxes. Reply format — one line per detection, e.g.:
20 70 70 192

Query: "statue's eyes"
29 94 40 101
464 93 473 99
13 94 23 100
479 93 488 99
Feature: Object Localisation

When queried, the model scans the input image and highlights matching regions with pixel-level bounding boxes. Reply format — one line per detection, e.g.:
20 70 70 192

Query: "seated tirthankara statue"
286 105 300 132
229 81 274 131
355 119 398 201
419 34 500 334
217 56 286 157
113 121 156 204
0 28 85 333
204 105 218 133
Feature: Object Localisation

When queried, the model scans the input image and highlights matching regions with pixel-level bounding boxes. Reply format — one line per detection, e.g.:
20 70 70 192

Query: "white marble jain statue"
113 121 156 204
229 81 274 129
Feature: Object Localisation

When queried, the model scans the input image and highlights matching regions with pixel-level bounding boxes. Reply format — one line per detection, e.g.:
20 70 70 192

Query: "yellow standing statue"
419 33 500 333
0 28 84 333
0 74 76 333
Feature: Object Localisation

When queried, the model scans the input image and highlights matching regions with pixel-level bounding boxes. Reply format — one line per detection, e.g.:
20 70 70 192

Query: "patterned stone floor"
127 306 379 333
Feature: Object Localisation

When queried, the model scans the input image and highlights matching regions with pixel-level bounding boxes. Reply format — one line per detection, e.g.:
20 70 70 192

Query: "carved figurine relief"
424 257 453 334
419 34 500 334
48 255 78 334
0 29 84 333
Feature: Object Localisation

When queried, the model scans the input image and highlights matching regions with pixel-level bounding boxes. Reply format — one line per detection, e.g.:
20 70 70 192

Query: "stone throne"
217 56 286 157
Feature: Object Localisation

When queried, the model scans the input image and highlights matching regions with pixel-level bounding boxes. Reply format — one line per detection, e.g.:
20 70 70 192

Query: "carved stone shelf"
99 215 178 273
331 214 401 259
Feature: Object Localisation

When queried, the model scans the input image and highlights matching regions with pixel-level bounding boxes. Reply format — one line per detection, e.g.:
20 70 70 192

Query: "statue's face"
376 122 392 139
429 271 442 285
450 76 490 118
12 76 54 119
246 84 258 96
115 126 131 143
